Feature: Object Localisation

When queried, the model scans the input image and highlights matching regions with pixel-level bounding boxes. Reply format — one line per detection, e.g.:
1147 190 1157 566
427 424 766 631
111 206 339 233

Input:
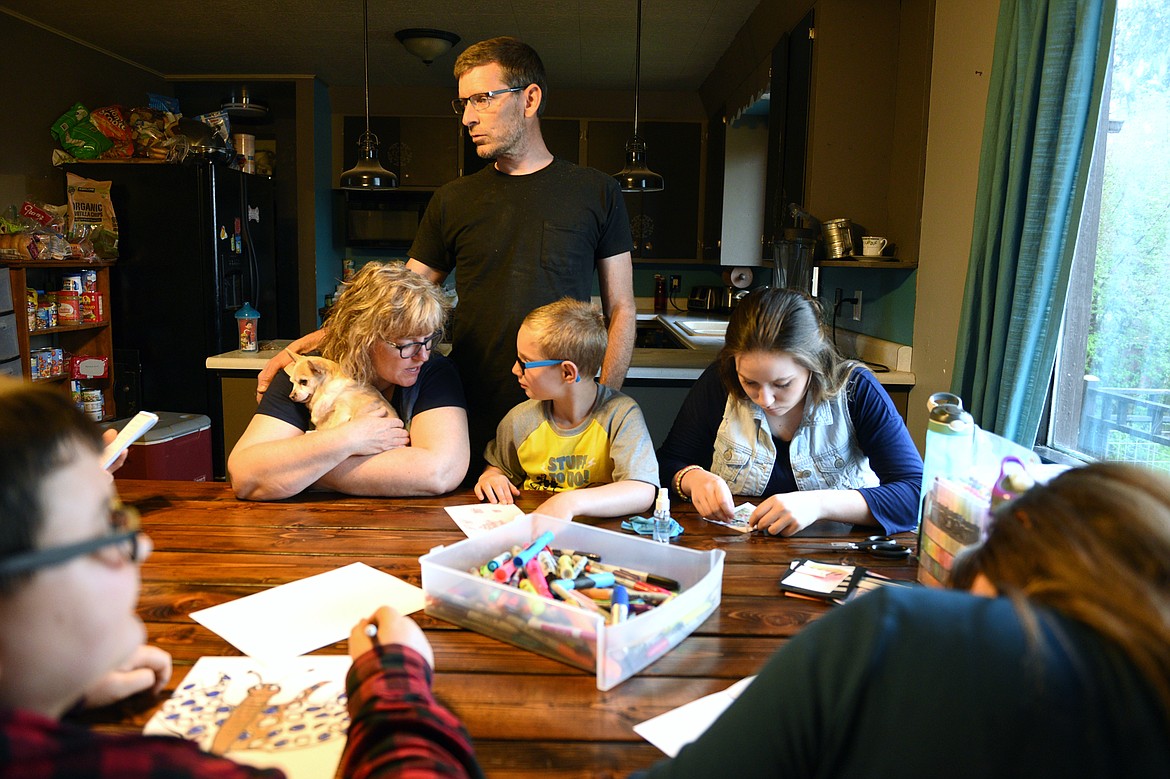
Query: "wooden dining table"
84 479 920 778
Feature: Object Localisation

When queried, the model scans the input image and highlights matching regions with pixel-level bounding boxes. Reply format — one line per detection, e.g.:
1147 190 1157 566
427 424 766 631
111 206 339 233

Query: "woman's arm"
313 405 470 496
228 413 409 500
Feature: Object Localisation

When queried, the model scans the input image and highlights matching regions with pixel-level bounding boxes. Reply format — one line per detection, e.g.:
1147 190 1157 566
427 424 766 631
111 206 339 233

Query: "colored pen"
486 551 512 572
525 557 554 599
587 561 680 591
551 571 615 590
550 548 601 561
610 585 629 625
556 554 575 579
513 531 556 568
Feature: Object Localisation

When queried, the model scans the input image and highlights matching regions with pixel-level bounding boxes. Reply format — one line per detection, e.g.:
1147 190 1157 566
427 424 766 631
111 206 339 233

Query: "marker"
551 571 615 591
587 561 680 591
550 548 601 561
556 554 575 580
486 551 512 572
513 531 556 569
524 557 554 599
610 585 629 625
364 623 378 638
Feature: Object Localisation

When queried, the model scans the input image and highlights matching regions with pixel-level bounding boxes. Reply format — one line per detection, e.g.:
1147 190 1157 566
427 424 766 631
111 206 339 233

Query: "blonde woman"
229 262 468 500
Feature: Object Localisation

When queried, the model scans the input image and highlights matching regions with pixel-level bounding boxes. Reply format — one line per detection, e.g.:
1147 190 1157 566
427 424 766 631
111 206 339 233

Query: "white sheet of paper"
443 502 524 537
144 655 351 779
634 676 757 756
189 562 425 661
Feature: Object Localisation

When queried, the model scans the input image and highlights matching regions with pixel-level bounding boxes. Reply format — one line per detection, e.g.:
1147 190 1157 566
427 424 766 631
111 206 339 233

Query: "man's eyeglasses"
0 500 143 577
387 333 440 359
452 86 525 115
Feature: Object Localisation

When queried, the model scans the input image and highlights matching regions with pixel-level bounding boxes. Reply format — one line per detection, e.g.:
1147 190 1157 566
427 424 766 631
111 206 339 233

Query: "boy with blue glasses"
474 298 658 520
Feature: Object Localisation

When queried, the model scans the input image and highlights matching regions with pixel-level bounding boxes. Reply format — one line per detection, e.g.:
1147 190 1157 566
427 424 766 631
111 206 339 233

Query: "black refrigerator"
63 161 291 468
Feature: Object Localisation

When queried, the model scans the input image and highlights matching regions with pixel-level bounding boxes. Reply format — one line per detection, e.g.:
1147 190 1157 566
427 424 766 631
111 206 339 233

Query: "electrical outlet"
670 274 681 293
852 290 863 321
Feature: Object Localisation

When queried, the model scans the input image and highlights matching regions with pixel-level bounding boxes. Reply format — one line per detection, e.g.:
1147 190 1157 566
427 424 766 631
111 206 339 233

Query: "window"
1048 0 1170 471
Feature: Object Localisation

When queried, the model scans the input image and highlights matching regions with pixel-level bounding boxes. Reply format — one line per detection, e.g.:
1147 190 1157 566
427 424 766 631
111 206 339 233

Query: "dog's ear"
308 358 331 379
283 361 297 378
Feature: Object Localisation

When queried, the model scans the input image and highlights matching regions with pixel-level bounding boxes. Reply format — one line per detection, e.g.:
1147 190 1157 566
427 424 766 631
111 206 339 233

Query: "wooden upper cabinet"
343 116 461 189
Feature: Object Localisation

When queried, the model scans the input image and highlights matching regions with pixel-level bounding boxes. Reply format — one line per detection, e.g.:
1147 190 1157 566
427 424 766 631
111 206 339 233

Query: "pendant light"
340 0 397 190
613 0 664 193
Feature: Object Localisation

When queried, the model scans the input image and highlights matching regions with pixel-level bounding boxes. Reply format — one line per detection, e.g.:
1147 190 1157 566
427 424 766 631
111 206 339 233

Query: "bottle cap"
235 301 260 320
655 486 670 515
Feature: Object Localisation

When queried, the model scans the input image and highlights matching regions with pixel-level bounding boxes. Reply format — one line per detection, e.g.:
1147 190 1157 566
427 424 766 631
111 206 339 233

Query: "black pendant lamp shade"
613 0 663 193
340 0 397 190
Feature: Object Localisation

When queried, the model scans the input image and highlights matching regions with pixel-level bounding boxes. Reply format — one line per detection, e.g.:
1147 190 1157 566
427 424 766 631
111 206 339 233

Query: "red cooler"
103 412 213 481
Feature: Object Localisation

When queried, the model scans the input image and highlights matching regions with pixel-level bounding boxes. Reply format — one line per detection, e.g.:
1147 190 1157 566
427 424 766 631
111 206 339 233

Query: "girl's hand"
750 492 823 536
682 468 735 521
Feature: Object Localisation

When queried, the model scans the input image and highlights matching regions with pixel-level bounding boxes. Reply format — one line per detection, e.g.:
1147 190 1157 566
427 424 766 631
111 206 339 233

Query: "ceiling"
3 0 762 92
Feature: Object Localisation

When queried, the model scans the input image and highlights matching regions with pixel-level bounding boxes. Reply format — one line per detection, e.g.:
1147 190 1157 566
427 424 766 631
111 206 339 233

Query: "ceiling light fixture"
340 0 397 190
395 28 461 65
613 0 664 193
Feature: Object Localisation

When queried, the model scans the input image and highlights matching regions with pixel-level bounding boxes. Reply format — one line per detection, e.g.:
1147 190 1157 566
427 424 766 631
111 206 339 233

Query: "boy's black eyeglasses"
451 86 525 115
0 500 142 576
387 333 440 359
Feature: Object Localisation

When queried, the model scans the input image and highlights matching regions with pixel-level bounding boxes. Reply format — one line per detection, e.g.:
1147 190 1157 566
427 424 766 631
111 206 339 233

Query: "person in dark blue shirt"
658 288 922 535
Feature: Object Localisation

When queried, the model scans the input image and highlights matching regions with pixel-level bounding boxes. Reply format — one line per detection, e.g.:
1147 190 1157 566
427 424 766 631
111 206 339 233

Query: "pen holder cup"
420 515 724 691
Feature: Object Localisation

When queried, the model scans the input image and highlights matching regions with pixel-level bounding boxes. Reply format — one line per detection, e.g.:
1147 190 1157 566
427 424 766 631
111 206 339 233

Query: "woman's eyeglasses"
0 500 143 577
451 86 526 115
387 333 440 359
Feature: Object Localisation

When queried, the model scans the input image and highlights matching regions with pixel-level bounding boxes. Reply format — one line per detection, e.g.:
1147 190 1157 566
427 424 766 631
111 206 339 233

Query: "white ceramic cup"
861 236 888 257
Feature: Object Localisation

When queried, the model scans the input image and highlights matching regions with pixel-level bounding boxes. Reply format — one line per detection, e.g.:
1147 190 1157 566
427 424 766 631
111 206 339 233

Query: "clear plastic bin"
419 515 725 690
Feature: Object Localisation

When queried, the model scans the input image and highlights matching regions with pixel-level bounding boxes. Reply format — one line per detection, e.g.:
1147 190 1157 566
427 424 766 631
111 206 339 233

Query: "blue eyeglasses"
516 357 581 382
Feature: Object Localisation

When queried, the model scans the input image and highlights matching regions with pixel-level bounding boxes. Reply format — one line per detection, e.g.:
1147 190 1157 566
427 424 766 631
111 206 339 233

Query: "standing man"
259 37 635 469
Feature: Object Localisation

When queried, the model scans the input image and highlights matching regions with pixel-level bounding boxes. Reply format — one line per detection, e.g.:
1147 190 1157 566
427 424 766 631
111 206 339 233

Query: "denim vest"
708 377 879 496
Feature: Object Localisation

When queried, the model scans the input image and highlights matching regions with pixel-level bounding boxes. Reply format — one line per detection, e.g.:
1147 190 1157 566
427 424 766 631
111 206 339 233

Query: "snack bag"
50 103 112 160
90 105 135 159
66 173 118 259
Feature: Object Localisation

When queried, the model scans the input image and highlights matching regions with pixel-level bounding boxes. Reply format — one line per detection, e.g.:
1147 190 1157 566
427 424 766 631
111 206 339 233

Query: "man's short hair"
454 37 548 116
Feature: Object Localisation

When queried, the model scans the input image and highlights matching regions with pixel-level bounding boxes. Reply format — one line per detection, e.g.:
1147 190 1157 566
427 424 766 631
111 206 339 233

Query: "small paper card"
189 562 425 662
779 560 857 596
702 502 756 533
443 503 524 537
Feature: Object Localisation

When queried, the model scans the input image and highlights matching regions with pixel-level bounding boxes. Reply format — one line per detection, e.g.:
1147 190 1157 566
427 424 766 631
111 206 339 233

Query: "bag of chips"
90 105 135 159
50 103 112 160
66 173 118 259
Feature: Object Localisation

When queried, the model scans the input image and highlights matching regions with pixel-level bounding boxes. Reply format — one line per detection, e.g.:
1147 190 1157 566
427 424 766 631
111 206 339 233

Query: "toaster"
688 286 719 311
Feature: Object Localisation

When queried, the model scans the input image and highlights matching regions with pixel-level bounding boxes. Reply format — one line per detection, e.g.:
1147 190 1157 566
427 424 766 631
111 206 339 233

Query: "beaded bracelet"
674 464 704 502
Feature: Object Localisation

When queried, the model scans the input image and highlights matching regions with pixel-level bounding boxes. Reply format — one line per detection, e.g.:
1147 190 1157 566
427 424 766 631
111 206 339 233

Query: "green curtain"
952 0 1116 445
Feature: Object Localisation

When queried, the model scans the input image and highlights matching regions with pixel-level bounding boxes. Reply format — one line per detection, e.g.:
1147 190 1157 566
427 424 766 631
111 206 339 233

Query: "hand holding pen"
349 605 435 669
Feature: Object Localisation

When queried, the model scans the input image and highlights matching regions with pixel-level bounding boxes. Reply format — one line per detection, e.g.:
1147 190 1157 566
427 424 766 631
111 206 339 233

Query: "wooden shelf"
4 259 117 418
817 258 918 269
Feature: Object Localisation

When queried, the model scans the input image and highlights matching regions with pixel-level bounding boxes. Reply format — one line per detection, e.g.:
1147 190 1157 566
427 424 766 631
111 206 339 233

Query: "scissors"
785 535 913 560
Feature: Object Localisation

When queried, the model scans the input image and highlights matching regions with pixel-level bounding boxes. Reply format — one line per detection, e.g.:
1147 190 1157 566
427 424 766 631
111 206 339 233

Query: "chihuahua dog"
283 353 397 430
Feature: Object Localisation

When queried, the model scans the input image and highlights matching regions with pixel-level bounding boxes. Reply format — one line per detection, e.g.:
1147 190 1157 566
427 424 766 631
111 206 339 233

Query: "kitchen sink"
635 320 687 349
677 320 730 337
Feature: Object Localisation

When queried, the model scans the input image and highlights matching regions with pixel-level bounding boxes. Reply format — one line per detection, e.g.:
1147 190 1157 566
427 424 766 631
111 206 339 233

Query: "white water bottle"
652 487 673 543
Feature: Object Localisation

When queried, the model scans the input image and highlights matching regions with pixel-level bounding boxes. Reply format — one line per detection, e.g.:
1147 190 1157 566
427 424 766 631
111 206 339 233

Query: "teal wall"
815 266 917 345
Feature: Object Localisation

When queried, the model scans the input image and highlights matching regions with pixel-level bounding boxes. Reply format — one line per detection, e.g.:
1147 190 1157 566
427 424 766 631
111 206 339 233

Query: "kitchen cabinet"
585 120 704 262
2 259 117 419
343 116 461 188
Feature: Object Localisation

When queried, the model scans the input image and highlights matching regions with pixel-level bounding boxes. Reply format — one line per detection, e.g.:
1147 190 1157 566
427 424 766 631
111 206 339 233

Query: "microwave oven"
335 189 433 249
